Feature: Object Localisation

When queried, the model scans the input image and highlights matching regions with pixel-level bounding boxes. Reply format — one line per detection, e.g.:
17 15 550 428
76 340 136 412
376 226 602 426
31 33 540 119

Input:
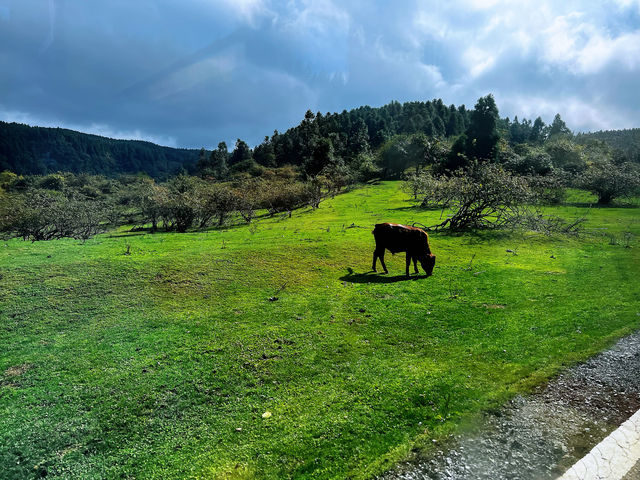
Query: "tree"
347 118 370 158
464 95 500 161
230 139 252 167
196 147 209 174
161 175 200 232
548 114 571 139
545 138 586 173
378 136 410 178
438 134 469 173
529 117 546 143
0 191 108 241
304 137 335 177
127 178 166 232
577 162 640 204
503 144 553 175
253 136 276 167
197 182 237 226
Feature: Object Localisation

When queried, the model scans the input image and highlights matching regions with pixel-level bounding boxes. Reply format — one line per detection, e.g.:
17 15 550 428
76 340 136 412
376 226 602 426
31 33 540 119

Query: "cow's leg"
405 253 412 277
372 250 378 272
413 256 419 274
376 249 388 273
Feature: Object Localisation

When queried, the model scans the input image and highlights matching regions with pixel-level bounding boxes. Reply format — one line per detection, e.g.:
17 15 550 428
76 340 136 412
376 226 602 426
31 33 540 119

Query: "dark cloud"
0 0 638 148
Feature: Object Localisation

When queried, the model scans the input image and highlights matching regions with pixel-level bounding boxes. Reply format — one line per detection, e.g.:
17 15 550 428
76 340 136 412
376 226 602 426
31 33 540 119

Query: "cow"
372 223 436 277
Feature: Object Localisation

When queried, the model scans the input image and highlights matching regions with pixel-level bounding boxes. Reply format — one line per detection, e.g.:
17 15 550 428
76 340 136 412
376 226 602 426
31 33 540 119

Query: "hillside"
575 128 640 162
0 99 471 178
0 122 199 179
1 181 638 479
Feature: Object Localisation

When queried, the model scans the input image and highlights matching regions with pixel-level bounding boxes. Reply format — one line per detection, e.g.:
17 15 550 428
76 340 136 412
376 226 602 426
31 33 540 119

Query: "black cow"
372 223 435 277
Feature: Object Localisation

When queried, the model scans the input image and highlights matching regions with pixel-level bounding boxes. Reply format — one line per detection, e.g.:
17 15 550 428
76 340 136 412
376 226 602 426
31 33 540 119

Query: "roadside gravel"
380 330 640 480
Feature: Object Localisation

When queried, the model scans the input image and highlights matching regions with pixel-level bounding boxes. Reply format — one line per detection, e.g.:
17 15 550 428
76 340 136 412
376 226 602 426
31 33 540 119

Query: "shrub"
0 191 107 241
576 162 640 204
417 164 534 230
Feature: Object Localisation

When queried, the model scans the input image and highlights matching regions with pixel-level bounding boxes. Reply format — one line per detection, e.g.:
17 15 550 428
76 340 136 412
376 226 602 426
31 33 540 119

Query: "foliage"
0 191 108 241
259 178 310 215
197 182 238 227
349 152 382 182
502 144 553 176
547 113 572 139
463 94 500 162
545 138 587 173
0 121 199 178
507 116 547 144
576 161 640 204
576 128 640 164
378 134 447 177
413 164 535 230
524 173 568 205
198 142 230 179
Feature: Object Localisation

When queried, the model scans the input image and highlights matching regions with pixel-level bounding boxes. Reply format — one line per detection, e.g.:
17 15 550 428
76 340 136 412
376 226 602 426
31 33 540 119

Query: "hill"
0 98 473 179
1 181 638 479
575 128 640 162
0 121 199 179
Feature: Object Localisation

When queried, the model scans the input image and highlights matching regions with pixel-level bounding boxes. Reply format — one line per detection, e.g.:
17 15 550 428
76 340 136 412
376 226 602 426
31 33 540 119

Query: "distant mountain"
0 122 199 179
575 128 640 162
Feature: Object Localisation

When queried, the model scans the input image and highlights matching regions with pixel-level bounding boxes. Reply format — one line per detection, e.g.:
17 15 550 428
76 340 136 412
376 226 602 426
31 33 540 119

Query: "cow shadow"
339 270 431 284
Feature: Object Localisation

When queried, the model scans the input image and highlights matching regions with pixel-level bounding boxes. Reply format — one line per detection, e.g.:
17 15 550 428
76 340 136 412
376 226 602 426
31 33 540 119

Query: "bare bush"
1 191 107 241
415 165 535 231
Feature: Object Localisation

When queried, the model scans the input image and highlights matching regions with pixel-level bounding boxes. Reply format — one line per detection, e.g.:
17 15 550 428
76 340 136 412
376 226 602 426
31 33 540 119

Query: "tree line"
0 122 199 178
0 166 338 241
1 94 639 240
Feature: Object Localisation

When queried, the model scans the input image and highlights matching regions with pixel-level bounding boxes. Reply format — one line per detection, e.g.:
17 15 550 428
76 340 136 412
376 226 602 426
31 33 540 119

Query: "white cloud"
574 31 640 74
217 0 271 25
147 52 238 100
499 94 637 132
463 46 496 78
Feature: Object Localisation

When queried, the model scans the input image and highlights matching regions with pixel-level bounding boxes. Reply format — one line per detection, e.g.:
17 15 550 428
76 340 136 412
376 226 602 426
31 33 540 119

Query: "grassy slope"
1 182 639 479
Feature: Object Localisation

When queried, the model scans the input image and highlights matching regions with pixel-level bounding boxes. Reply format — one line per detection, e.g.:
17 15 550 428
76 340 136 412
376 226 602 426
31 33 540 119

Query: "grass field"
1 181 639 479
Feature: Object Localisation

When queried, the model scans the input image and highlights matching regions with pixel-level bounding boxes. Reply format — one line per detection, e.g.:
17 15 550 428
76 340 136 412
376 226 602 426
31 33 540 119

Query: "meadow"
1 181 639 479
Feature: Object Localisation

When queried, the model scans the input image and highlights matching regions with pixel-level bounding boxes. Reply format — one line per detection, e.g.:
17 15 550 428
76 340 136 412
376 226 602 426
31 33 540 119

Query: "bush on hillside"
412 164 535 230
576 162 640 204
0 191 108 241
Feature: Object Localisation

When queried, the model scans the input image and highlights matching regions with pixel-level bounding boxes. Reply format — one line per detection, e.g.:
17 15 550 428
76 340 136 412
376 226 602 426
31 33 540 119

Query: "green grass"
1 181 639 479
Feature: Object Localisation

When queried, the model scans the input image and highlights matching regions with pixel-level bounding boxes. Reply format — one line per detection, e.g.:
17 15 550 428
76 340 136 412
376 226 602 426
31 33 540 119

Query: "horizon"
3 98 638 152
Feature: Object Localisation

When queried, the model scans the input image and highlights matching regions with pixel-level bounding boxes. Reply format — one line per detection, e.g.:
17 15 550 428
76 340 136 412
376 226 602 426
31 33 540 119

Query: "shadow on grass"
339 271 431 284
108 232 148 238
563 202 639 209
388 205 442 212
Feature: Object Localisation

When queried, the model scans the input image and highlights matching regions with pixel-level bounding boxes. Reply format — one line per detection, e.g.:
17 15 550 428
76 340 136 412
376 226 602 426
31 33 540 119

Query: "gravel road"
380 330 640 480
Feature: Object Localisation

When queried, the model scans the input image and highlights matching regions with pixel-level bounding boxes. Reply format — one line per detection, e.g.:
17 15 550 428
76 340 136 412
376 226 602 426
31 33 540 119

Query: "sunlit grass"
1 181 639 479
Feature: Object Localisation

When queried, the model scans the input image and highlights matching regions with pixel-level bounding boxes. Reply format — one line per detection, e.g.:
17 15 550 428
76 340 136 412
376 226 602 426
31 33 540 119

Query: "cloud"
0 0 638 147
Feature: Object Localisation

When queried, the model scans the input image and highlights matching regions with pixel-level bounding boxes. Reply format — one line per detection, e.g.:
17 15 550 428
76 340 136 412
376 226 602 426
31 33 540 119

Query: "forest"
2 97 639 182
1 95 639 242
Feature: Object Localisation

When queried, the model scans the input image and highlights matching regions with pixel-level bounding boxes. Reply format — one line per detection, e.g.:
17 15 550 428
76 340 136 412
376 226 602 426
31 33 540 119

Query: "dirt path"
380 331 640 480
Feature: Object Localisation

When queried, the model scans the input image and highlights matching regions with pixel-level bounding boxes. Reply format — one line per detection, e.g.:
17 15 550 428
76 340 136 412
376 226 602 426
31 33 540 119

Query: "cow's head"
420 254 436 276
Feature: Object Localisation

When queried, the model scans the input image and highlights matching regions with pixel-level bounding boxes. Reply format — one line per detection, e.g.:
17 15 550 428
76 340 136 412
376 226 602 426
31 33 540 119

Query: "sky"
1 0 639 149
